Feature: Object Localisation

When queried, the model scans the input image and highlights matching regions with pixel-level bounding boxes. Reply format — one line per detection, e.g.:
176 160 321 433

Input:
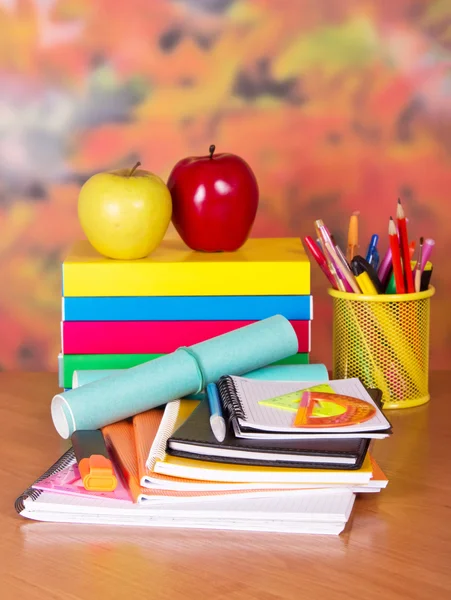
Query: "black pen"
351 256 384 294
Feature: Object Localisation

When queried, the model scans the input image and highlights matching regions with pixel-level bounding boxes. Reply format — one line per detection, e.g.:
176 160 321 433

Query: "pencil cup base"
381 394 430 410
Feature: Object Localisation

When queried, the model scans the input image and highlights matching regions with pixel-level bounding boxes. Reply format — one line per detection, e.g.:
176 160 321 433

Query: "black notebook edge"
167 387 380 470
166 444 371 470
170 401 372 457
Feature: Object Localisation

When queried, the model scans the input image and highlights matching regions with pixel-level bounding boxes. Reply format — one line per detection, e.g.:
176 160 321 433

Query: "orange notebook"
102 420 148 503
368 456 389 488
132 407 166 485
104 416 307 503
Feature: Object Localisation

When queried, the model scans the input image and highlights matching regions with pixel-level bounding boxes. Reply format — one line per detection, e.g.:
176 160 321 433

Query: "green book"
59 352 309 389
271 354 309 367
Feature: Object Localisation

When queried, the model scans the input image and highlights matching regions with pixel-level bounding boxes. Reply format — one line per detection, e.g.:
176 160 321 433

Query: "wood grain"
1 372 450 600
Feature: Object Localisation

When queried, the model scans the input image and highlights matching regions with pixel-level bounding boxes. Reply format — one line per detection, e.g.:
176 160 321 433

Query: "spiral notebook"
167 400 371 469
15 450 356 535
218 376 392 439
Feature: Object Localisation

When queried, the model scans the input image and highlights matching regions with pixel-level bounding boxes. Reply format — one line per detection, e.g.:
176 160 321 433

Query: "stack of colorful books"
59 238 313 390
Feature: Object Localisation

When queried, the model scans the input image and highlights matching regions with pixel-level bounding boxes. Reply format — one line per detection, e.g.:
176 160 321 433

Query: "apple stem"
129 161 141 176
209 145 215 159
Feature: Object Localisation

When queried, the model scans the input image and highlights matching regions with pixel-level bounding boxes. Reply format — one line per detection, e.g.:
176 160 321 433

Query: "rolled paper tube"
72 363 330 397
72 370 119 388
52 315 299 438
224 363 329 382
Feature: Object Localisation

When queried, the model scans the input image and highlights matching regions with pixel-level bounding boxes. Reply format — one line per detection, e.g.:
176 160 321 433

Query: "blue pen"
206 383 226 443
372 247 380 270
366 234 379 269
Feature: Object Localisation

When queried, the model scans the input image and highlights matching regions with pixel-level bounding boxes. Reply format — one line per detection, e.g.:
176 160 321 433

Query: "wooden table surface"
1 372 450 600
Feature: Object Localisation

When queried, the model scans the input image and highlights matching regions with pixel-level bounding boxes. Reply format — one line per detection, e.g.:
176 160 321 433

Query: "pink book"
62 320 311 355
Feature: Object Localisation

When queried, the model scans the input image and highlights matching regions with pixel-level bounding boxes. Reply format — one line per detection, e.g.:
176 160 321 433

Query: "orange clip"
78 455 118 492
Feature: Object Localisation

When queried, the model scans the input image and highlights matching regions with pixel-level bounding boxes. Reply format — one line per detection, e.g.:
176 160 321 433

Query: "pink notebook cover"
61 320 311 355
33 463 132 501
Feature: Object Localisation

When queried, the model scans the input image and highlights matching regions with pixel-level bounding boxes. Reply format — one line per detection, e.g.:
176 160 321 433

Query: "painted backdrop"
0 0 449 371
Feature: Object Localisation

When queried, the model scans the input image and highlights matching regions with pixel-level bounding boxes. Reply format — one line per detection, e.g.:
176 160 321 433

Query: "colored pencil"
396 199 414 293
389 217 405 294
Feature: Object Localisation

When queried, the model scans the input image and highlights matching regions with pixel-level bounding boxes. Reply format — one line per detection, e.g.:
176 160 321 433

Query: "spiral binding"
14 448 75 514
146 400 181 472
217 376 247 422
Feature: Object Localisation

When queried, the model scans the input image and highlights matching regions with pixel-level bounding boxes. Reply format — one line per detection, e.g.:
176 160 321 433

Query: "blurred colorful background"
0 0 449 372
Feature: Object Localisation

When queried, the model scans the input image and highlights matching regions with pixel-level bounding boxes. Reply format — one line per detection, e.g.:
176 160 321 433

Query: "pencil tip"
398 198 401 204
420 236 424 244
389 216 393 220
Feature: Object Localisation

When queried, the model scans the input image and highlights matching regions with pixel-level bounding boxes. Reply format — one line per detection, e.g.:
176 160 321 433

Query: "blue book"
62 295 313 322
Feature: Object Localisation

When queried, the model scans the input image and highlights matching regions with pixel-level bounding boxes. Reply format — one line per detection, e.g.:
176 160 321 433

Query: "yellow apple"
78 162 172 259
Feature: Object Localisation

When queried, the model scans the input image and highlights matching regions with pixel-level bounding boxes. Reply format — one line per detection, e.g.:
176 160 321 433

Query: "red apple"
167 145 259 252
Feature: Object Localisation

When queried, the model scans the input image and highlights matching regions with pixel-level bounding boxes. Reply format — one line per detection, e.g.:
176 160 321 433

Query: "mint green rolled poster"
52 315 299 438
73 364 329 396
72 370 119 388
245 363 328 382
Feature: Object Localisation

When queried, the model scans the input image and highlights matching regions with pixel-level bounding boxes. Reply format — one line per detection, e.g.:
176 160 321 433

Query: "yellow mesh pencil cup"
328 286 435 409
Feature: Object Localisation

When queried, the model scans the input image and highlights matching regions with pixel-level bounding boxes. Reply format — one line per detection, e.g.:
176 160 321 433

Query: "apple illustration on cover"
168 145 259 252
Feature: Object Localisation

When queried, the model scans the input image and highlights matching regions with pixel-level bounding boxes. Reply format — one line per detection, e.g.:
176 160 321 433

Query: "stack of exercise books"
58 238 312 390
16 376 390 535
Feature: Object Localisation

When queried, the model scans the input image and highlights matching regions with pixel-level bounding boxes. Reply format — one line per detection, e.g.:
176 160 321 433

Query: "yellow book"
153 451 373 485
62 238 310 297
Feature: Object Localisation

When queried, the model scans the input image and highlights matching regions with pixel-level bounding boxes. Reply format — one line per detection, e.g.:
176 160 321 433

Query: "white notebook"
21 519 347 543
17 488 355 535
218 376 391 439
